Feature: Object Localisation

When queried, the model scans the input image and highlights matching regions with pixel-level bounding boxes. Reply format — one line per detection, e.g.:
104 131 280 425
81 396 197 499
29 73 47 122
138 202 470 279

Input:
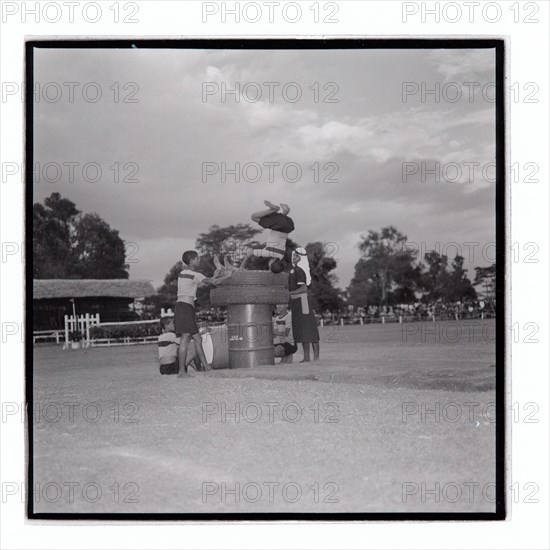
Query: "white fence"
34 308 494 348
33 329 63 344
62 313 100 349
37 308 175 349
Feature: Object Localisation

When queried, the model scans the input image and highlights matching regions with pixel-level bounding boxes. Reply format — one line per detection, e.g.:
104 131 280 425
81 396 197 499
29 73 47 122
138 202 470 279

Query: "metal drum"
210 271 290 369
227 304 273 369
200 325 230 370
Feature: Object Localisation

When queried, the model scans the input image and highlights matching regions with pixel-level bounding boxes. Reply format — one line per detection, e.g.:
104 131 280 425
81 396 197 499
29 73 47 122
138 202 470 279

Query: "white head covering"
295 247 311 285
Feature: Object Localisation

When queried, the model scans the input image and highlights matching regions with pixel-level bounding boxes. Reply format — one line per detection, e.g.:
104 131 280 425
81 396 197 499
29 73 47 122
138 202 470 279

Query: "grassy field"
32 320 497 515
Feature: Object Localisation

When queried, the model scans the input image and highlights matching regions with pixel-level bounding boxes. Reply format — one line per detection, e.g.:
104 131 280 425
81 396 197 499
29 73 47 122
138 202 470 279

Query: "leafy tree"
347 226 485 309
347 226 420 307
420 252 477 303
420 250 450 302
474 264 496 304
305 242 342 312
347 258 379 308
196 224 261 258
33 194 78 278
71 213 128 278
446 255 477 303
33 193 129 279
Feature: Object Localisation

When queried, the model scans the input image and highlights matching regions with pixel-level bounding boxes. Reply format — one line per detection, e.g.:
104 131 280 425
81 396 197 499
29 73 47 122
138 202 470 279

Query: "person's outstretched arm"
201 273 232 286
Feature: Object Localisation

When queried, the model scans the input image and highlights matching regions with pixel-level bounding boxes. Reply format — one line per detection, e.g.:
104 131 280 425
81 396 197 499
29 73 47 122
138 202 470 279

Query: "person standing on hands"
289 247 320 362
243 200 294 274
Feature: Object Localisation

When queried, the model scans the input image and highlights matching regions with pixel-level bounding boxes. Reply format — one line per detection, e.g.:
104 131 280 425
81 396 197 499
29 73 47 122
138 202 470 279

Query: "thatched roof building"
34 279 156 300
33 279 156 330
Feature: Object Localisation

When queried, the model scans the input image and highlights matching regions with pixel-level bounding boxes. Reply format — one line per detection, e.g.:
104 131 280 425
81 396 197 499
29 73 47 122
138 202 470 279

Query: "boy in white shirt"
176 250 231 377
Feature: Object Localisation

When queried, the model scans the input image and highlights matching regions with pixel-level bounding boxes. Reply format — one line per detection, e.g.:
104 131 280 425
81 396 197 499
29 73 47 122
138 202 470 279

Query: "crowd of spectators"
316 301 495 325
149 302 495 327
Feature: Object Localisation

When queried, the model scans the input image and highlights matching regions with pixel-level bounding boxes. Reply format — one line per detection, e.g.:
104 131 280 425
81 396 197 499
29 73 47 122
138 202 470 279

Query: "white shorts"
253 246 285 260
254 229 286 259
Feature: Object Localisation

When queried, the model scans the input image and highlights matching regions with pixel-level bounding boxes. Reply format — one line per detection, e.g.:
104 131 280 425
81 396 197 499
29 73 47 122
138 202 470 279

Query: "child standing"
176 250 231 378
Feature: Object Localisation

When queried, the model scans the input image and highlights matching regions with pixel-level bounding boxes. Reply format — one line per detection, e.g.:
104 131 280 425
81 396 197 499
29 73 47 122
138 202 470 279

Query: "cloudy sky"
33 45 496 288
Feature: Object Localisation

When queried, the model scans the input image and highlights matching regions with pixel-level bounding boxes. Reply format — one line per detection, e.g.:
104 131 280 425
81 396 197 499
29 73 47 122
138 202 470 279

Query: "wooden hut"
33 279 156 330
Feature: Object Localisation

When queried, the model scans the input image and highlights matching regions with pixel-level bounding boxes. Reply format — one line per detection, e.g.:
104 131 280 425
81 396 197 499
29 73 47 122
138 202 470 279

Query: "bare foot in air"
264 200 280 211
280 203 290 215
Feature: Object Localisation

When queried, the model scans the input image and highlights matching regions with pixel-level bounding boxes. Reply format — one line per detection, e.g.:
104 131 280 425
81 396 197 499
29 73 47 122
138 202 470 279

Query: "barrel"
210 270 290 369
227 304 274 369
200 325 229 370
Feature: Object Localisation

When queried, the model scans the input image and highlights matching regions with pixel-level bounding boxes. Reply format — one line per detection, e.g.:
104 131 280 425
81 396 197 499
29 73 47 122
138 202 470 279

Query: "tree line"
33 193 128 279
346 226 494 309
33 193 495 312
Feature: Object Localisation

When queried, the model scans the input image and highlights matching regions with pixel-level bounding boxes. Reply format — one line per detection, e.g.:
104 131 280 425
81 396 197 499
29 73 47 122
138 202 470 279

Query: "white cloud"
33 47 497 288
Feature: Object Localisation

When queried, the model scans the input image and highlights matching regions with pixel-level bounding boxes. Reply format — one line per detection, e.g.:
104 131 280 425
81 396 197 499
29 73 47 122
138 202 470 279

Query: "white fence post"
85 313 90 347
62 313 99 350
63 315 69 349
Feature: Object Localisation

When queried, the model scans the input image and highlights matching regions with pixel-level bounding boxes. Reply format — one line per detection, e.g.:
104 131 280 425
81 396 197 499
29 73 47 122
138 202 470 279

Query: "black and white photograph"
26 38 505 519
